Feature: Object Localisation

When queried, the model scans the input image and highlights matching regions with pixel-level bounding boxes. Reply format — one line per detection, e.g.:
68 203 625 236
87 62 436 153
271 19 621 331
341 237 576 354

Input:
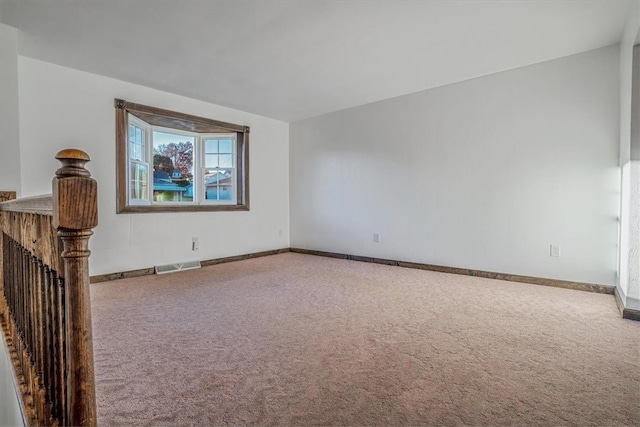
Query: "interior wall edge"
615 287 640 320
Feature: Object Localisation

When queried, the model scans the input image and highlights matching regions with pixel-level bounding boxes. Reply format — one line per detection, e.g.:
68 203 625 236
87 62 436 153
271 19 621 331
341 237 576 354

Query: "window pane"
152 169 191 202
129 163 148 200
153 131 194 203
205 139 219 154
205 154 219 168
219 185 233 200
219 154 233 168
129 124 145 161
153 188 188 202
219 139 233 154
205 185 219 200
204 168 234 201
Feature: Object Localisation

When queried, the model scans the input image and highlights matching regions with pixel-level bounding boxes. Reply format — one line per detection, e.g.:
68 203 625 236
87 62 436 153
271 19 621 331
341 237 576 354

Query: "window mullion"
195 135 202 204
147 124 152 203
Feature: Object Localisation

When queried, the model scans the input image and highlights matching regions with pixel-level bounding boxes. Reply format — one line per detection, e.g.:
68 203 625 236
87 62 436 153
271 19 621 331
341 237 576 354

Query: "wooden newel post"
52 149 98 427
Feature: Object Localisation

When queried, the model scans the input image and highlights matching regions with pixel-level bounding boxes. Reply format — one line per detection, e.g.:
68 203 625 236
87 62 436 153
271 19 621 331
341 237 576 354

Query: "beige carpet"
90 253 639 426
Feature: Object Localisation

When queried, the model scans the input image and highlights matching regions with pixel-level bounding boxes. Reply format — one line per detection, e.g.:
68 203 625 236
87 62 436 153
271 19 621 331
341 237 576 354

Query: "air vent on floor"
155 260 201 275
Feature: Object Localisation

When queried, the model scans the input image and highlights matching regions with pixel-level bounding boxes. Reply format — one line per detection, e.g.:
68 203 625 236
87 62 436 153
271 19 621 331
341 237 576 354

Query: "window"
202 135 236 203
115 99 249 213
128 116 149 203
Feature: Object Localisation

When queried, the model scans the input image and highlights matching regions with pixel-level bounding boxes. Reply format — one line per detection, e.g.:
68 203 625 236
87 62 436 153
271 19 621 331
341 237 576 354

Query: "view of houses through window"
127 114 237 205
152 131 195 203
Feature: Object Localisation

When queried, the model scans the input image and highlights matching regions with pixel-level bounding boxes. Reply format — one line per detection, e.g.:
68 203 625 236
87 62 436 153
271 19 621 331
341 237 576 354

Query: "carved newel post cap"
56 148 91 161
55 149 92 178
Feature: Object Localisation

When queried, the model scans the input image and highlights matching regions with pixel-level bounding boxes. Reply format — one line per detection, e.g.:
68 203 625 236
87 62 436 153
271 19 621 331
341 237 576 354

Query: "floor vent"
155 260 201 275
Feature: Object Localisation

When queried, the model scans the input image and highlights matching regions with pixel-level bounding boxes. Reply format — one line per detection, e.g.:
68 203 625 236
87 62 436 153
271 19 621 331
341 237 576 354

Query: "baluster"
20 244 31 405
56 274 67 426
28 249 36 408
35 258 48 424
30 251 39 422
29 249 38 416
44 267 55 421
2 233 9 323
13 239 22 385
34 256 43 425
42 265 54 423
16 241 21 340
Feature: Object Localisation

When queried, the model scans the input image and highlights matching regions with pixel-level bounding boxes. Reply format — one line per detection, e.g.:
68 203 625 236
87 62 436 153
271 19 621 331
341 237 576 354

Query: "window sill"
117 204 249 213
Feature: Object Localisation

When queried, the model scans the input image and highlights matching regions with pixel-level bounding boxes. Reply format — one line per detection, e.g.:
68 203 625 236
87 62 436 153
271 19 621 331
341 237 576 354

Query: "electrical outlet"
550 244 560 257
192 237 199 251
373 233 380 243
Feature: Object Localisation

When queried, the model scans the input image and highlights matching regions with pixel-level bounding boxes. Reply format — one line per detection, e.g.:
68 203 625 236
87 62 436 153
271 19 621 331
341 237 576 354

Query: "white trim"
0 332 26 426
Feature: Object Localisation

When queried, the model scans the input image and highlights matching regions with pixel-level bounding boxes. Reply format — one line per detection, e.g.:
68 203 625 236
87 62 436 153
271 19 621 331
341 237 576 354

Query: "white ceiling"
0 0 634 122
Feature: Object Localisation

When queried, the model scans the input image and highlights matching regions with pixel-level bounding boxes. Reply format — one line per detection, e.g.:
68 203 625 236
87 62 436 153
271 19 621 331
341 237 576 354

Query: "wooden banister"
0 195 52 215
0 149 98 426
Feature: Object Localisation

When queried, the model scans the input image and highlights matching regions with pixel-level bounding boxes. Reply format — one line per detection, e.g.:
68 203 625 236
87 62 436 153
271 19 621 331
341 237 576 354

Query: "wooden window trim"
115 99 250 213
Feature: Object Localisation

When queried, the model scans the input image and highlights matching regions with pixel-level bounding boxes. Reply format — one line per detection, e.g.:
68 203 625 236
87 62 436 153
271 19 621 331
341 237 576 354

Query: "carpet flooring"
90 253 639 426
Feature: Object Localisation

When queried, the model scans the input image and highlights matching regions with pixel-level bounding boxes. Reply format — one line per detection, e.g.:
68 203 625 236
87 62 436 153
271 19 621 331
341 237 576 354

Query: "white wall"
0 23 21 195
291 45 620 286
619 2 638 167
17 57 290 276
618 0 640 310
620 160 640 310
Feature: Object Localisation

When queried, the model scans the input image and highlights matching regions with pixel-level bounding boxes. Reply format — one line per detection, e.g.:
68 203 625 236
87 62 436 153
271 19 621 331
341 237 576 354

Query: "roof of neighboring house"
154 170 186 192
205 172 231 186
154 183 187 192
154 170 171 180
